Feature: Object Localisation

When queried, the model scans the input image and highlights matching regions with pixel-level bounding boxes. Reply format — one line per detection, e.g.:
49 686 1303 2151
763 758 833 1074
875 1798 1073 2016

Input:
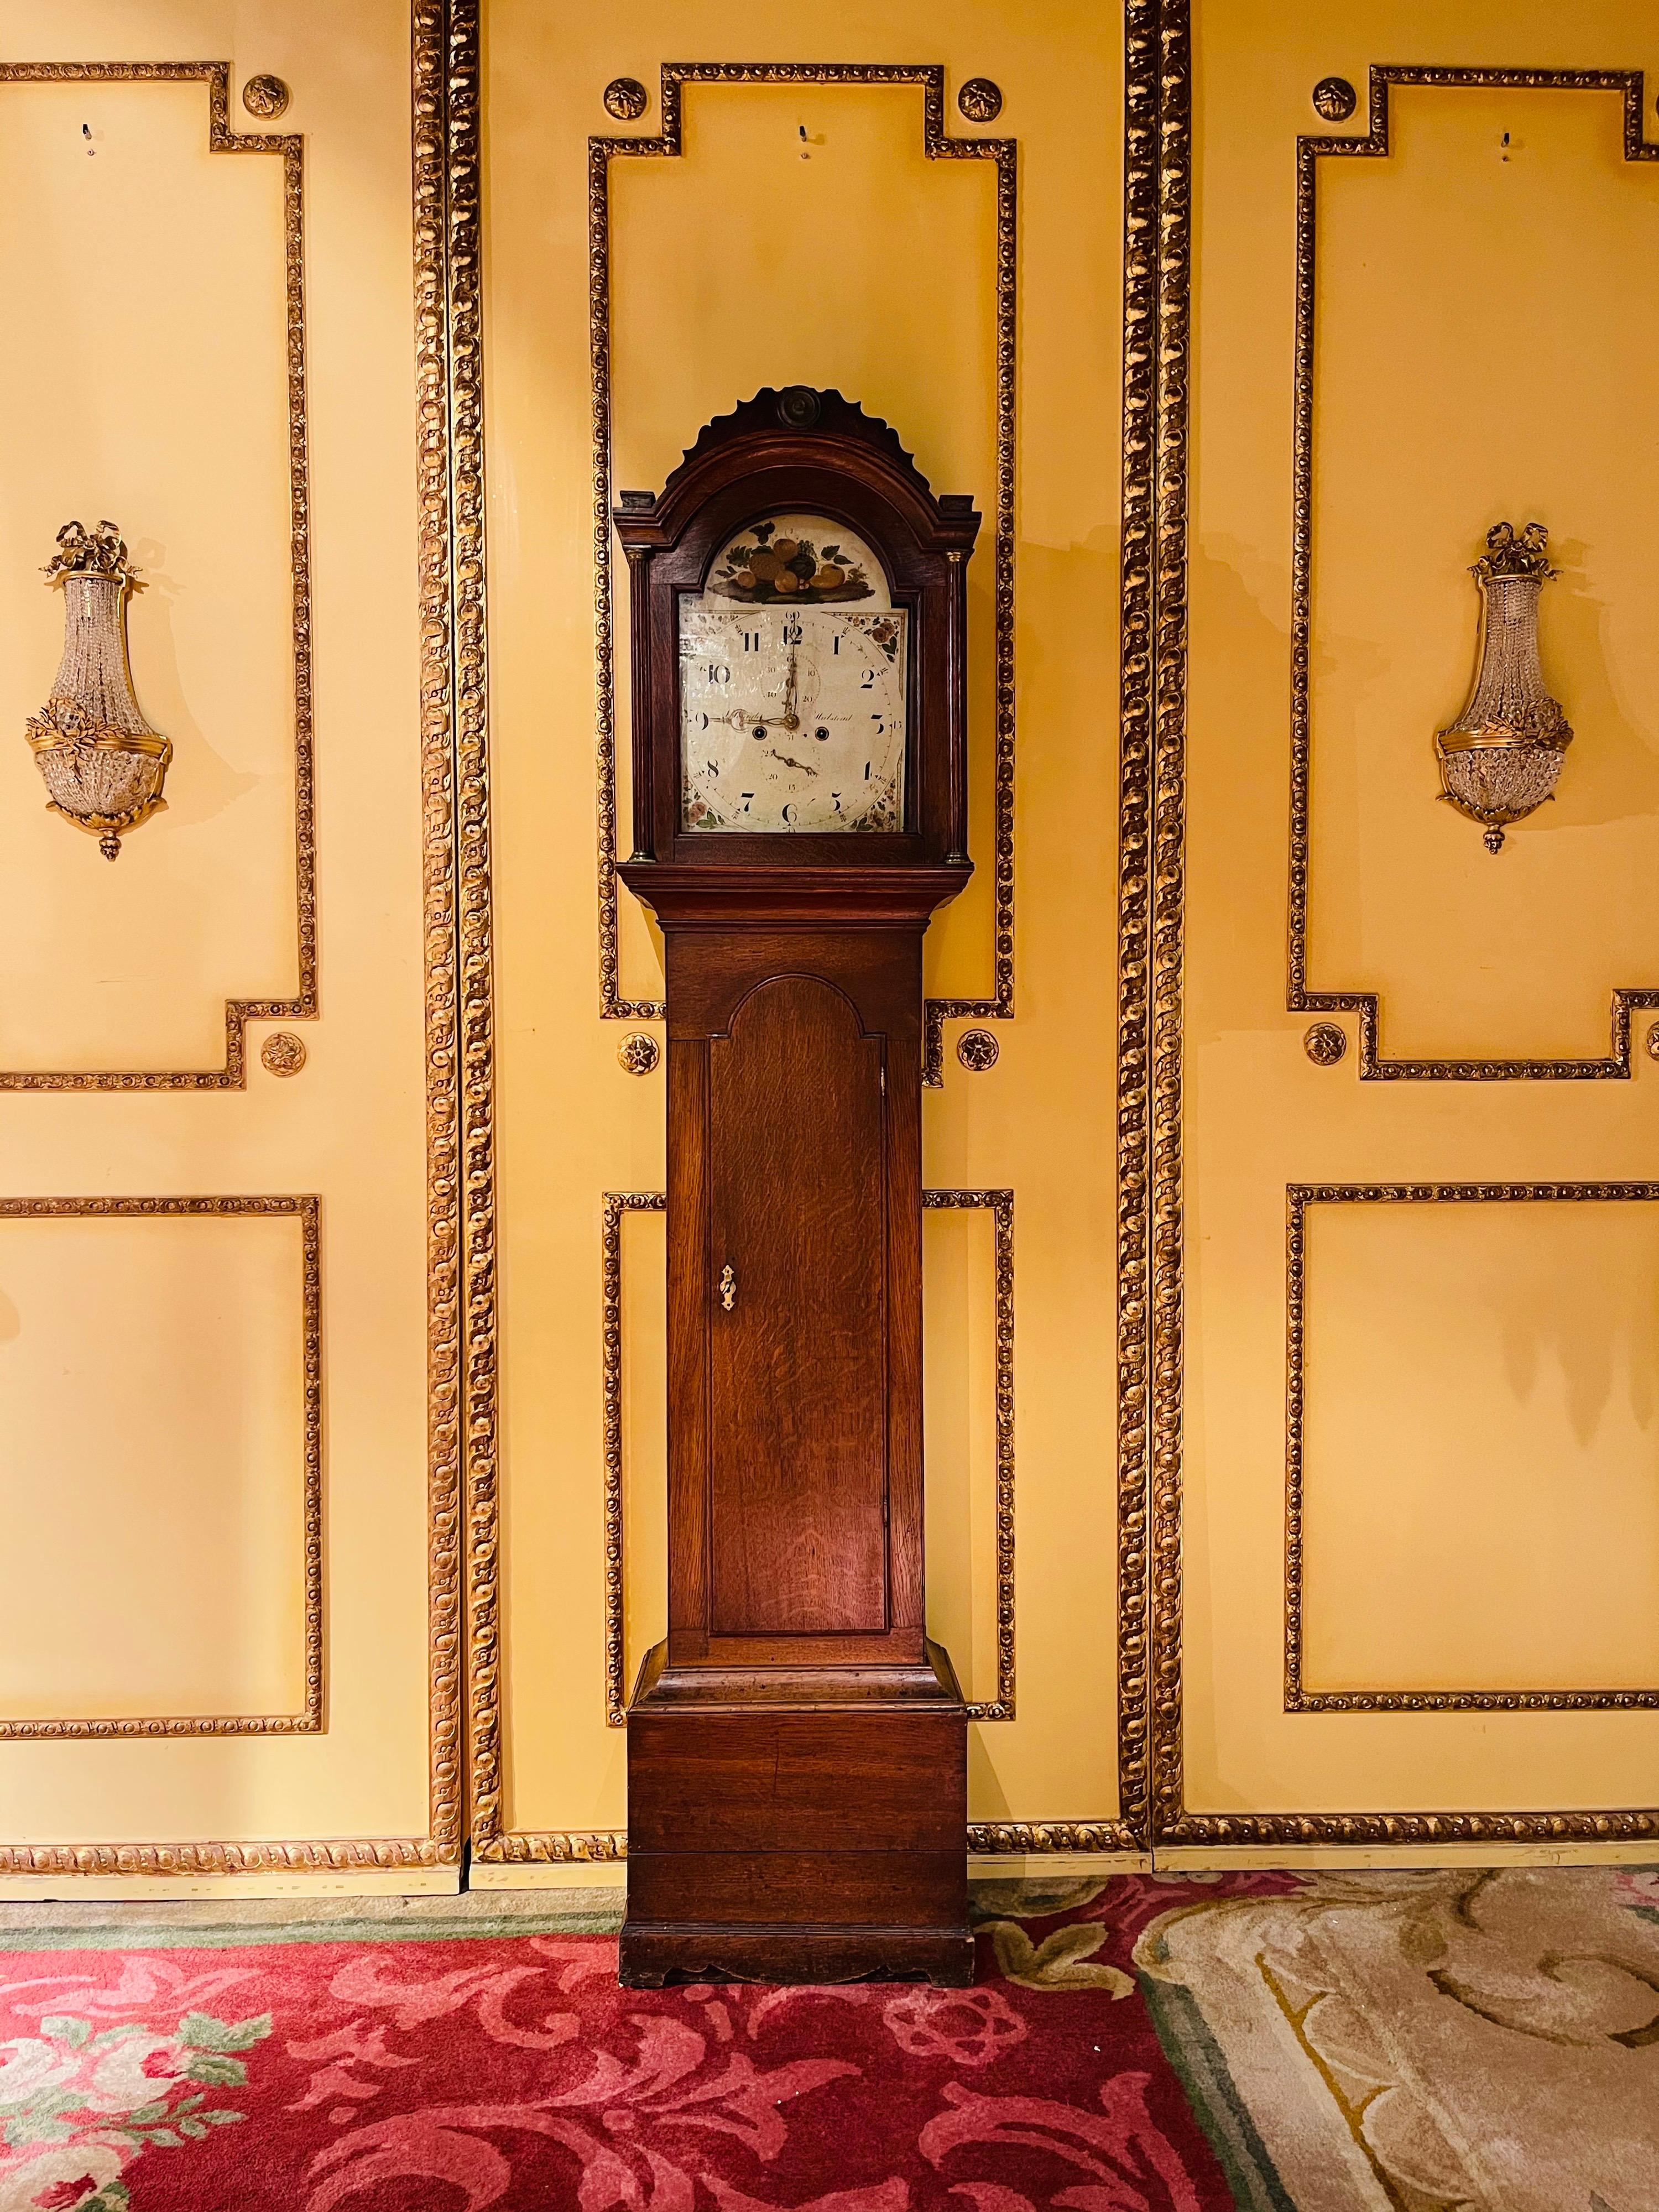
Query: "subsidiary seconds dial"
679 513 907 833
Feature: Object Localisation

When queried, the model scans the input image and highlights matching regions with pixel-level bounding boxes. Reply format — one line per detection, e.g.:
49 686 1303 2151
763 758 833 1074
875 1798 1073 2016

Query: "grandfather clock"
616 387 979 1986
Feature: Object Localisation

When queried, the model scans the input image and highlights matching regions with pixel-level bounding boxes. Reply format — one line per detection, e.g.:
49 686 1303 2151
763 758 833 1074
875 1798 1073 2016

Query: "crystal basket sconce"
1436 520 1572 855
25 520 171 860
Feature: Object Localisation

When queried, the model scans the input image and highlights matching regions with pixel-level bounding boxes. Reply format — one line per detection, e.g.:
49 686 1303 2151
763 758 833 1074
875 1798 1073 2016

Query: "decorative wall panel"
0 1198 321 1737
0 63 314 1087
1169 1 1659 1853
1286 1185 1659 1713
588 64 1016 1085
1 0 448 1885
1289 70 1659 1077
472 0 1131 1867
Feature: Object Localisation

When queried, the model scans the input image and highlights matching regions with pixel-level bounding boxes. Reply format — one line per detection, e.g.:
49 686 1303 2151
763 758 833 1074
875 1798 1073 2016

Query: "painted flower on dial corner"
1615 1867 1659 1922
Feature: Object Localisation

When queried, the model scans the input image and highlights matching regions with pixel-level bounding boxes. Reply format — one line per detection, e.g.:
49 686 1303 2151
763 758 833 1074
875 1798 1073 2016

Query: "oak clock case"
616 389 980 1986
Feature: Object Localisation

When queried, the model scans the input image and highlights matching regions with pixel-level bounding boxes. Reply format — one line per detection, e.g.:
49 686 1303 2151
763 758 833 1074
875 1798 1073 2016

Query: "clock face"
679 513 907 833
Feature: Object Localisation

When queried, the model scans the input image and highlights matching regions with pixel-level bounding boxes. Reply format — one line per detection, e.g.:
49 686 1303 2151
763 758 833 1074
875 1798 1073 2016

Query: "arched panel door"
707 974 889 1636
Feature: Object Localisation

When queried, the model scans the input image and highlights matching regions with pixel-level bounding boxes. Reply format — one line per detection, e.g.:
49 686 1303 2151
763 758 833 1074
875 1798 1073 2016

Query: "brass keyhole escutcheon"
719 1264 737 1311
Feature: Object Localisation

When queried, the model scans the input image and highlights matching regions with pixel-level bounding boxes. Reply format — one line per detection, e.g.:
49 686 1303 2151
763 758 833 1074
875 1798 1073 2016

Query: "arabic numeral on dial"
782 621 802 644
860 668 875 689
832 633 841 654
741 632 759 652
707 664 732 685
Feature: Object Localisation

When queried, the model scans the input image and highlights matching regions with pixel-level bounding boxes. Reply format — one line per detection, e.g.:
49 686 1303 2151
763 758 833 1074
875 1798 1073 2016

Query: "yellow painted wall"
4 0 1657 1891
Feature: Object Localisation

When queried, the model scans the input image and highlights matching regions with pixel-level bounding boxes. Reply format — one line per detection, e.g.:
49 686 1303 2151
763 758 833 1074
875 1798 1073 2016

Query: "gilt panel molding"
921 1188 1017 1723
0 61 316 1091
1119 0 1191 1854
1288 66 1659 1081
1284 1180 1659 1715
413 0 478 1870
0 1194 323 1741
1157 1809 1659 1846
600 1189 666 1732
477 1830 627 1865
477 1825 1150 1863
588 62 1016 1087
968 1822 1138 1855
0 1837 445 1876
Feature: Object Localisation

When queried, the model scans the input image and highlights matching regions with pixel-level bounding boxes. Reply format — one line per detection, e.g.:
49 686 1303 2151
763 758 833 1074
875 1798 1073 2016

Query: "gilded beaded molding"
483 1825 1151 1862
0 62 316 1092
1118 0 1191 1852
1284 1181 1659 1715
1289 67 1659 1082
0 1196 323 1742
601 1191 666 1730
588 63 1017 1083
968 1822 1138 1855
0 1837 445 1877
413 0 479 1868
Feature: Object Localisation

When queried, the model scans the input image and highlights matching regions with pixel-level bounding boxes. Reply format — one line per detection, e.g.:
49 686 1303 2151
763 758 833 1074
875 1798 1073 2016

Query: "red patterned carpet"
0 1875 1298 2212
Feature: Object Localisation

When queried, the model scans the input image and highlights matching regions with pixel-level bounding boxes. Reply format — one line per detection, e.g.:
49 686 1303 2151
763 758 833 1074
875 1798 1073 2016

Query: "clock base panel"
623 1644 970 1985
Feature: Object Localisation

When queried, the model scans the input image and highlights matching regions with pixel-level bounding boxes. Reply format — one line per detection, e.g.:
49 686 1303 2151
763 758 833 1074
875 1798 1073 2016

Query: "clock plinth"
620 1642 971 1988
614 392 981 1987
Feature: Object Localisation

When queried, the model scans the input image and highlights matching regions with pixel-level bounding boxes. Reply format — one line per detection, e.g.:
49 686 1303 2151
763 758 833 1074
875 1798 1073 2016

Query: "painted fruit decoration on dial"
680 512 907 832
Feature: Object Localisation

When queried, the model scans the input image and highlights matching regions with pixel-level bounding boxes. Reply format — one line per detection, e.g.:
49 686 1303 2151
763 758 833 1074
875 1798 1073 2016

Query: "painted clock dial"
678 513 907 832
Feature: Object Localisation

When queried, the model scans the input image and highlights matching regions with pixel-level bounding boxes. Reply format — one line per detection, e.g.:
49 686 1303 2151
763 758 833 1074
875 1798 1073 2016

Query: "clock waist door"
706 972 890 1639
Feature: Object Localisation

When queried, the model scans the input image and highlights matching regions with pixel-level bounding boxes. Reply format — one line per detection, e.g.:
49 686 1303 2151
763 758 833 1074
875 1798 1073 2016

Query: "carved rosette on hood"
26 519 173 860
1436 520 1572 854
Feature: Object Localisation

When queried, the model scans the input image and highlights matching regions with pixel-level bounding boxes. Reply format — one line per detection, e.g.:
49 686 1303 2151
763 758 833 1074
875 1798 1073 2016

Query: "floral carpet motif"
0 1875 1287 2212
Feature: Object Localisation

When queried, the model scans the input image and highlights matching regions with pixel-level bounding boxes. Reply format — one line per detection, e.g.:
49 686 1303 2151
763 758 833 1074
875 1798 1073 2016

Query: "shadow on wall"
125 538 260 828
1500 1231 1659 1450
1533 540 1659 832
1183 537 1295 1042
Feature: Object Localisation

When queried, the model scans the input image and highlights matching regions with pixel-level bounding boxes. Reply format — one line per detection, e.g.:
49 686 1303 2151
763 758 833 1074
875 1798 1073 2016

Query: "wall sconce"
25 520 171 860
1436 520 1572 854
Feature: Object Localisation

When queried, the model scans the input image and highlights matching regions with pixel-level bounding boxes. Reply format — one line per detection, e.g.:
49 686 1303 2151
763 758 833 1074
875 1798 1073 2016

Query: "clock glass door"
707 974 890 1636
679 514 907 832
